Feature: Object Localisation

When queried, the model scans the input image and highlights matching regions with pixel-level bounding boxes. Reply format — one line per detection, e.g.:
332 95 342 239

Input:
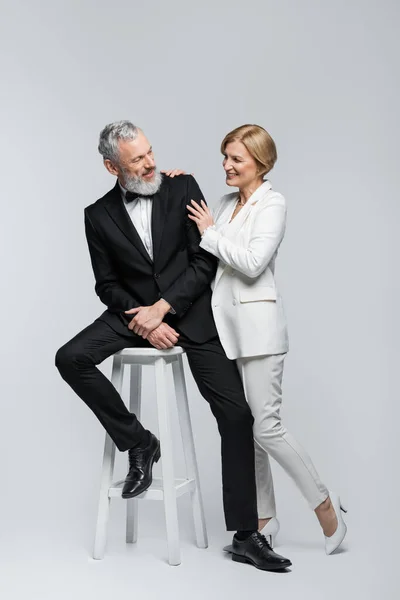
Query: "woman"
186 124 347 555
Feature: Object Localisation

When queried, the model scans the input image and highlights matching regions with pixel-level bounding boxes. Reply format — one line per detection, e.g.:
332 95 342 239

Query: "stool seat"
116 347 184 356
114 346 185 365
93 346 208 565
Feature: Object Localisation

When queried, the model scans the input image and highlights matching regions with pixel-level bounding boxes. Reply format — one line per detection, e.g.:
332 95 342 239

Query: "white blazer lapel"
212 196 237 288
223 197 253 241
223 180 273 241
213 194 237 227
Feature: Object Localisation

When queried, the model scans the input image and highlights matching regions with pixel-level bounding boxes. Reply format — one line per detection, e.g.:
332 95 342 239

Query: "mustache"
143 166 156 176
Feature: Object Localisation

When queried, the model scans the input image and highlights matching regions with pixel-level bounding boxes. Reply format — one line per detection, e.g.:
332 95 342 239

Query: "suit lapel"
151 182 169 266
214 261 227 289
103 182 153 265
223 196 254 241
224 180 273 242
213 196 237 288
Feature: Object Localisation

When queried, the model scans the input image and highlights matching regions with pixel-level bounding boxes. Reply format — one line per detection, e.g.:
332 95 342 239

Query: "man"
55 120 291 571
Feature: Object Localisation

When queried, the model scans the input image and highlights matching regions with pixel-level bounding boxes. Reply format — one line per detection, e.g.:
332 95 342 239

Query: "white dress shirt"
120 182 154 260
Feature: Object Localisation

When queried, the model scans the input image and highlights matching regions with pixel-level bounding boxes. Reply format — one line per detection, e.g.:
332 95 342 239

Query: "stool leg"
126 364 142 544
155 357 181 566
172 357 208 549
93 357 123 559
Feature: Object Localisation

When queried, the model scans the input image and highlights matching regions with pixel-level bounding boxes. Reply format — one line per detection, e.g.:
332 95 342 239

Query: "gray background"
0 0 398 598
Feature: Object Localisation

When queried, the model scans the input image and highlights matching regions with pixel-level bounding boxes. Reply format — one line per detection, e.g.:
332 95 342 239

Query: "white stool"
93 347 208 565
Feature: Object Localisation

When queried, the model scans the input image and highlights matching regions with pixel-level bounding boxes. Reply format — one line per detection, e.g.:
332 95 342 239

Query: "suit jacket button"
154 273 160 279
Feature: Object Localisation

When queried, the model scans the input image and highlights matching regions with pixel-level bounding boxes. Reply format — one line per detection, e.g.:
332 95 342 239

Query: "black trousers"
55 318 258 531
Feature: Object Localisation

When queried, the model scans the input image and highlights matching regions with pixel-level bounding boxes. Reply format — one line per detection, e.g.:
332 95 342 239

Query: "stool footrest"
108 477 196 500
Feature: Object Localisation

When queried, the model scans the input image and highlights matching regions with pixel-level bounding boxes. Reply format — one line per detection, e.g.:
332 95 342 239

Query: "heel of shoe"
329 490 347 514
232 553 248 564
154 446 161 463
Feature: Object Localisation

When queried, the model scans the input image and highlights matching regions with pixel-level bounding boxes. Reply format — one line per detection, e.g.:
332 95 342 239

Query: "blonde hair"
220 124 277 176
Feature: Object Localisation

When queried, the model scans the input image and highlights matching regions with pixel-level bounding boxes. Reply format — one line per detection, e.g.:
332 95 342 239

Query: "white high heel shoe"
260 517 280 547
324 491 348 555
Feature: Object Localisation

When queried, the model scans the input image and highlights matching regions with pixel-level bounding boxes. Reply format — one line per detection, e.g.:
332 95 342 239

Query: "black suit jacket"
84 175 218 343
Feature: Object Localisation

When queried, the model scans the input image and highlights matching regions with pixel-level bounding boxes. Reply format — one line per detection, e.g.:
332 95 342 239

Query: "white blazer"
200 180 289 360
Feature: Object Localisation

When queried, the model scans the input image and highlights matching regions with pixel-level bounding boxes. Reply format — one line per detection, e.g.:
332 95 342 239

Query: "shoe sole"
121 443 161 500
231 552 292 571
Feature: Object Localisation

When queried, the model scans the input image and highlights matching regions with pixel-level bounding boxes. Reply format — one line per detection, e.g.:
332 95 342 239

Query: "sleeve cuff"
161 297 176 315
199 226 220 253
201 224 216 237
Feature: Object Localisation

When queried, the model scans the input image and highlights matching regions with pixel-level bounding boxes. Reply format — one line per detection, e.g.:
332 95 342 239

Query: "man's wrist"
161 297 176 315
154 298 172 317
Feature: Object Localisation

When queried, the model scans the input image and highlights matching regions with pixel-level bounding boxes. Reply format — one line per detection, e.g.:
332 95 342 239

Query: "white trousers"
236 353 329 518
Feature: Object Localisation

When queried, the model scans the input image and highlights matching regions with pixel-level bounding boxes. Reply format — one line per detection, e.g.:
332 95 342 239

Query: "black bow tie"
125 191 140 203
125 191 155 203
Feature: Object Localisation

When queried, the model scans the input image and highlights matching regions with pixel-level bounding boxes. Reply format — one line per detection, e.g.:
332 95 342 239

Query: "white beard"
122 169 163 196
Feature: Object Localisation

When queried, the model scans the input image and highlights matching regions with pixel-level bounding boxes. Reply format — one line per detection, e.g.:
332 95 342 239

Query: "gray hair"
98 120 140 164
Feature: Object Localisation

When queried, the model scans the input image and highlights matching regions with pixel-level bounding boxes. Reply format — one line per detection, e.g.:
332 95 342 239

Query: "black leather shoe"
231 531 292 571
121 433 161 499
